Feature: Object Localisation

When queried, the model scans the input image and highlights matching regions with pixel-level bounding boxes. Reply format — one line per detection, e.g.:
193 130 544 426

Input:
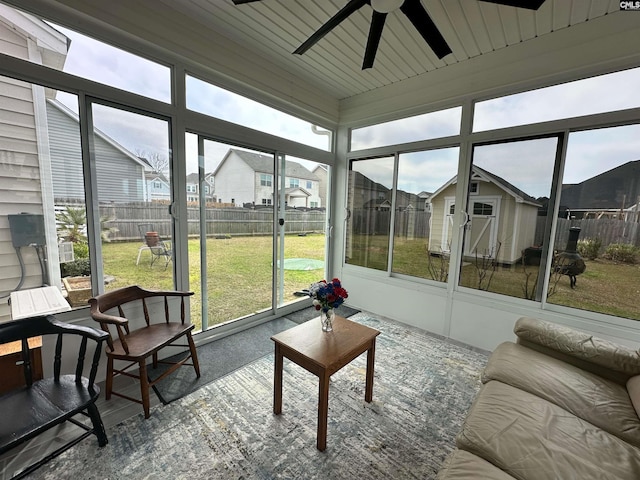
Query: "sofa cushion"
628 375 640 418
437 449 516 480
483 342 640 448
514 317 640 380
457 380 640 480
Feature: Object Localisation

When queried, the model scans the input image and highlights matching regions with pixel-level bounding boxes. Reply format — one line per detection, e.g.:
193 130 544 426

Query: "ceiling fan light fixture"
371 0 403 14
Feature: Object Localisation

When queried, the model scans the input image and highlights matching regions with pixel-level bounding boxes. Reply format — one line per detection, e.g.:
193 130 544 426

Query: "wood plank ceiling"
157 0 620 101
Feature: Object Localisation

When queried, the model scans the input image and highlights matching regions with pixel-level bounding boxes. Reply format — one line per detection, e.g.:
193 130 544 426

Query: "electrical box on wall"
8 213 46 248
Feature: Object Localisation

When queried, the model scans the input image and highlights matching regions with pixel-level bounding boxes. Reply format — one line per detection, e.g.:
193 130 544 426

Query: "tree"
56 206 118 244
136 149 169 175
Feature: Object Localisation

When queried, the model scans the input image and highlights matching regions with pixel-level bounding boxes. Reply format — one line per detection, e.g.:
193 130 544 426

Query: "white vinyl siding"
0 25 42 320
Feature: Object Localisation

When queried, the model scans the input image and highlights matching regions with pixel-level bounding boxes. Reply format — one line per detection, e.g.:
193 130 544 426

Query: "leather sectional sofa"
438 316 640 479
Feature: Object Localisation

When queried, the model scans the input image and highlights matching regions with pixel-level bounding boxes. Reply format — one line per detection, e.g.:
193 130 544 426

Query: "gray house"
185 172 214 204
145 171 170 203
47 99 150 203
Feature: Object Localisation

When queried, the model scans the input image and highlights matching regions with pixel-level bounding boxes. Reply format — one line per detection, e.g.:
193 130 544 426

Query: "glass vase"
321 308 335 332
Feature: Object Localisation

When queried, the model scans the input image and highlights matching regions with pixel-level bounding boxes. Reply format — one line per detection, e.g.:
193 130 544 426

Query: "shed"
428 166 541 264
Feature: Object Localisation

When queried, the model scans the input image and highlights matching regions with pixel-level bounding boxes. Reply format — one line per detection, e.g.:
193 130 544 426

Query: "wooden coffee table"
271 314 380 451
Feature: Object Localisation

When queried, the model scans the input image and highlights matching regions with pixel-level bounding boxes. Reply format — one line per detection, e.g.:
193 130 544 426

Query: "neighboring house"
312 165 327 209
213 149 321 208
185 172 215 203
0 7 68 320
47 99 151 203
418 191 432 211
348 170 423 212
428 166 541 264
348 170 389 210
145 171 170 202
560 160 640 219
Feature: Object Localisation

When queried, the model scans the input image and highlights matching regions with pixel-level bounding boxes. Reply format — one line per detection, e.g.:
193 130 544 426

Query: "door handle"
460 211 470 228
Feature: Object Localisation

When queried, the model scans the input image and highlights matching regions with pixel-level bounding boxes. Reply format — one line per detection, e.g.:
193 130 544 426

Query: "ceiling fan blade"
232 0 263 4
294 0 368 55
400 0 452 60
478 0 546 9
362 11 387 70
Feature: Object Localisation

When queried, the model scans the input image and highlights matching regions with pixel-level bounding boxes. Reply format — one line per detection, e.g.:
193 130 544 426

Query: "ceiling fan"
232 0 547 70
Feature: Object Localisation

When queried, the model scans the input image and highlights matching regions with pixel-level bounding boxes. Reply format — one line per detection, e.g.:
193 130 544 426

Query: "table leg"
365 340 376 403
317 371 330 451
274 343 283 415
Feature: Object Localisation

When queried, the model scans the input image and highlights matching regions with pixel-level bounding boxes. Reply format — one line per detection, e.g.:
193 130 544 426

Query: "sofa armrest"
514 317 640 385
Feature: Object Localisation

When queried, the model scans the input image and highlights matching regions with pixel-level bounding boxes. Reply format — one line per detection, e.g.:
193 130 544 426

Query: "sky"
49 21 640 200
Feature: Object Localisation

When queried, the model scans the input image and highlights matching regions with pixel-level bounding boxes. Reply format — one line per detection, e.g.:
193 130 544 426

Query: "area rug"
151 306 360 403
30 313 488 480
150 317 298 404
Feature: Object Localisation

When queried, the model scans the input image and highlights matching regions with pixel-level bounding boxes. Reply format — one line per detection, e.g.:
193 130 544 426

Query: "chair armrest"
142 288 193 298
514 316 640 384
90 310 128 326
49 318 109 343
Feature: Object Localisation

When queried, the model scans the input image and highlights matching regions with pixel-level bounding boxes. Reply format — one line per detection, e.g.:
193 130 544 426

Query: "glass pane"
186 75 332 152
275 154 329 309
458 137 558 300
351 107 462 151
474 67 640 132
546 124 640 320
189 139 275 329
91 104 173 293
0 3 170 103
345 157 394 270
392 148 459 281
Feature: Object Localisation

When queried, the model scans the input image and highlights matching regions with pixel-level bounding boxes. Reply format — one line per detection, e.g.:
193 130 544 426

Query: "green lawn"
102 234 326 331
347 236 640 320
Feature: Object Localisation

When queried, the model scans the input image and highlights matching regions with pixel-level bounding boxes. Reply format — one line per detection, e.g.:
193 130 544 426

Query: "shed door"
464 198 499 258
441 197 456 253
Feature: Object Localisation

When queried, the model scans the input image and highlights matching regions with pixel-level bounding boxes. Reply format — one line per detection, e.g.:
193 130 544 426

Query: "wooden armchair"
89 286 200 418
0 315 108 479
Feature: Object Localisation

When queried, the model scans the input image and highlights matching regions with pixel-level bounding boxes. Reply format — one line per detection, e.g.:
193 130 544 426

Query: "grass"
102 233 326 331
347 235 640 321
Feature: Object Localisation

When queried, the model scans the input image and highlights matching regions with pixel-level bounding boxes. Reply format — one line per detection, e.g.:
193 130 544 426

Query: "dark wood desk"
271 315 380 451
0 337 43 395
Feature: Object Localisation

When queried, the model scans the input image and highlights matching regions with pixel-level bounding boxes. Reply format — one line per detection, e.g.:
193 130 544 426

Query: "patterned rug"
30 313 488 480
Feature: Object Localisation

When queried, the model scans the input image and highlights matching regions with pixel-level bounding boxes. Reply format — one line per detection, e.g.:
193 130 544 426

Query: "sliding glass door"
185 137 329 331
275 154 329 309
187 136 274 330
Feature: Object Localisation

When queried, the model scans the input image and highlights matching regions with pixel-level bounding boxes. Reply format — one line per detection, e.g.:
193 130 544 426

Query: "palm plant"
56 206 118 244
56 206 87 244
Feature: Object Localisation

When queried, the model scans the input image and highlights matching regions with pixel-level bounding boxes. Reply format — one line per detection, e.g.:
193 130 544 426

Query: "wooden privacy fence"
90 203 327 241
60 201 639 251
535 217 640 251
351 209 431 238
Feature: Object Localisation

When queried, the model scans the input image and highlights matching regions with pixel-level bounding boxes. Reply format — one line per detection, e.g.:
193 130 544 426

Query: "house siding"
215 152 256 206
47 101 147 203
0 24 42 320
47 100 84 200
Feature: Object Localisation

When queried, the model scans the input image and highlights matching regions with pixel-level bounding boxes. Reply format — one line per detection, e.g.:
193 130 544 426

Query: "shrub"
603 243 638 264
61 258 91 277
73 241 89 259
577 238 601 260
